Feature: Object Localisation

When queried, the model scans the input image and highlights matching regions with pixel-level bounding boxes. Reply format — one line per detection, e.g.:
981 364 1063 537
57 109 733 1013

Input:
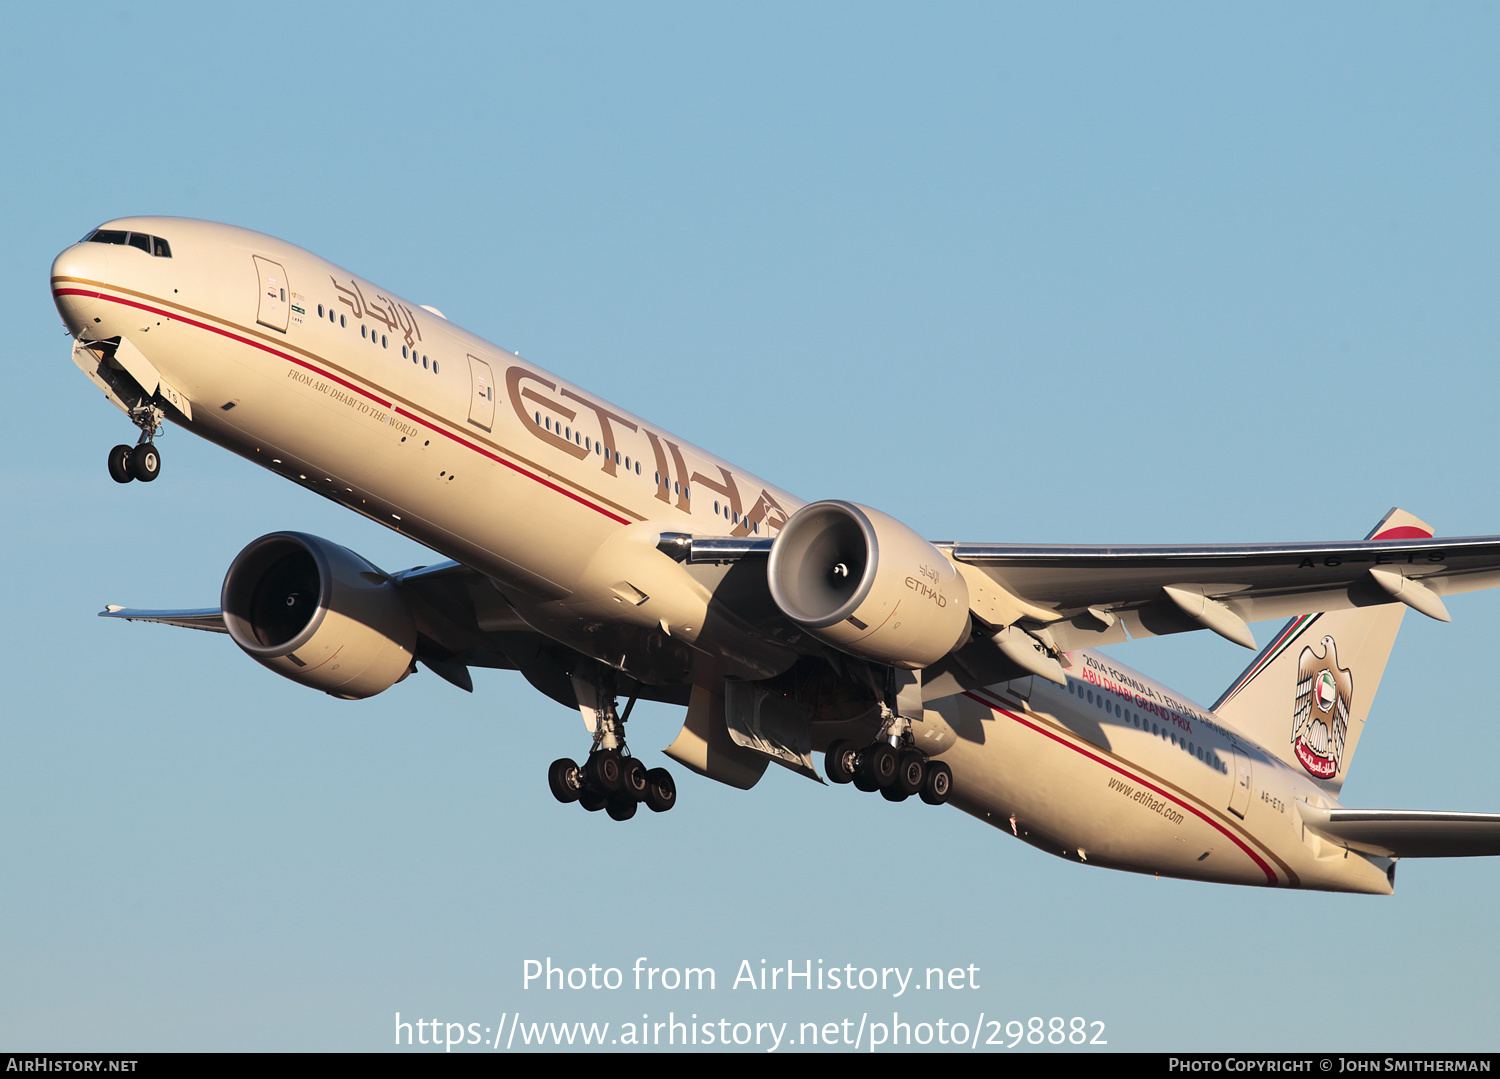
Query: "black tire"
825 740 856 784
881 784 910 803
860 742 899 789
644 767 677 813
920 760 953 806
852 767 880 793
895 751 926 796
606 797 638 821
579 789 607 812
108 445 134 484
620 757 649 802
585 750 622 794
129 442 161 482
547 758 582 804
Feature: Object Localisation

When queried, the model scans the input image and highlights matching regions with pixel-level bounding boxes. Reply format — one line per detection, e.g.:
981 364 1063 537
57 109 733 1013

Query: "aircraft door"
253 256 290 333
1228 746 1252 819
467 355 496 431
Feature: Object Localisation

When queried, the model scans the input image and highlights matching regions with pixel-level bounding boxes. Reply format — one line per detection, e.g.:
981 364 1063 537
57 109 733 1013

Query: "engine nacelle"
767 501 970 669
221 532 416 699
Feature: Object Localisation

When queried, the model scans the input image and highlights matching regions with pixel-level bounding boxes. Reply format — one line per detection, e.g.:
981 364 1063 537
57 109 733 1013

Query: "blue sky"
4 3 1500 1051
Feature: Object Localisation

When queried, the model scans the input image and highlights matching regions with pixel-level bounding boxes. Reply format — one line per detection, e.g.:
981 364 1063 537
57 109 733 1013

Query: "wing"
103 561 522 695
1298 804 1500 859
678 530 1500 650
101 606 228 632
947 533 1500 649
100 559 697 707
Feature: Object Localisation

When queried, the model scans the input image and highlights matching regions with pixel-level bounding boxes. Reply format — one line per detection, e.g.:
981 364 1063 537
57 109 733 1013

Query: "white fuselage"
52 217 1392 894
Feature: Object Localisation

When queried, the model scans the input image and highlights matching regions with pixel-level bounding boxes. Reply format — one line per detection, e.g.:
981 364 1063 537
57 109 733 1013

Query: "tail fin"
1211 508 1432 795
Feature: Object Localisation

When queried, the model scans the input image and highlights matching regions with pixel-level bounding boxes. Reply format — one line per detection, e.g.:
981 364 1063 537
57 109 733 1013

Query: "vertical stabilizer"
1211 509 1431 795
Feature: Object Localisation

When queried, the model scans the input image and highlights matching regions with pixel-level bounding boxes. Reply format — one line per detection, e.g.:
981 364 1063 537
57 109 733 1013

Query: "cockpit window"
83 228 173 258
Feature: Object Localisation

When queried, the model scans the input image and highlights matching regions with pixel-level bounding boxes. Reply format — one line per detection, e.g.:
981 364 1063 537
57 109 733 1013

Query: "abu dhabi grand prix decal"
1291 635 1352 780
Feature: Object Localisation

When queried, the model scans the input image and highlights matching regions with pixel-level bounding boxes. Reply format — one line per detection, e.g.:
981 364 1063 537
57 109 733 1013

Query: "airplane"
51 216 1500 895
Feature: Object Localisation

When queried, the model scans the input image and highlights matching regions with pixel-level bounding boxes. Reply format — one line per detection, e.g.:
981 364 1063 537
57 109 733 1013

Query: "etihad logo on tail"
1292 635 1352 780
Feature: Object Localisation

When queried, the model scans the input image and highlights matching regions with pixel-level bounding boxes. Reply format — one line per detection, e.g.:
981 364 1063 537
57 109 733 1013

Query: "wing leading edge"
949 532 1500 650
677 520 1500 651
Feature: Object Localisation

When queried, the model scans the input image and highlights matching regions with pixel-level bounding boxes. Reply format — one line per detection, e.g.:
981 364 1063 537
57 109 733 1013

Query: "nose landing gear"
107 404 165 484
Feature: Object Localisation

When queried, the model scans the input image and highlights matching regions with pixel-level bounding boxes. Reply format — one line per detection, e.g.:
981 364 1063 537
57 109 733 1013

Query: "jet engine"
220 532 416 699
766 500 970 669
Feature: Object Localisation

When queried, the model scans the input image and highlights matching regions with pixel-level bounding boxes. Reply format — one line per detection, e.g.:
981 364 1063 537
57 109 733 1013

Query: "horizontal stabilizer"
101 606 227 633
1298 803 1500 858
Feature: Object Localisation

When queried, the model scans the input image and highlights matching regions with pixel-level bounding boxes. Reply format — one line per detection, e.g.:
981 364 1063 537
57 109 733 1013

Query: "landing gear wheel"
606 797 638 821
644 767 676 813
852 768 880 793
585 750 622 794
548 758 582 804
128 442 161 482
579 789 607 813
920 760 953 806
895 751 926 797
825 740 857 784
860 742 899 789
620 757 649 802
108 445 134 484
881 785 910 803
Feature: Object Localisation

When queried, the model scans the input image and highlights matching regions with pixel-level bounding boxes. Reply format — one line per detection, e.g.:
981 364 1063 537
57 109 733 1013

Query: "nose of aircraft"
51 240 107 334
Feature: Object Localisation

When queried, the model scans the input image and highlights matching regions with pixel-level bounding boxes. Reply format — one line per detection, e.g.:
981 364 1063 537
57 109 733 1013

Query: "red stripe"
964 690 1280 885
57 287 631 525
392 406 629 523
1371 525 1432 540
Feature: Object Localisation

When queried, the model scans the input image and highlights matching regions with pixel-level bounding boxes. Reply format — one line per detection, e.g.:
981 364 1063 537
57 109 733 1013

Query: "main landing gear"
107 403 164 484
547 753 676 820
824 738 952 806
824 667 952 807
548 667 677 821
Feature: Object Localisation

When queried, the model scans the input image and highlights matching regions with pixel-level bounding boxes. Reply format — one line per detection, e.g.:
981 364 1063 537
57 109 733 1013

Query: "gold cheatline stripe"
975 689 1300 885
54 275 648 523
